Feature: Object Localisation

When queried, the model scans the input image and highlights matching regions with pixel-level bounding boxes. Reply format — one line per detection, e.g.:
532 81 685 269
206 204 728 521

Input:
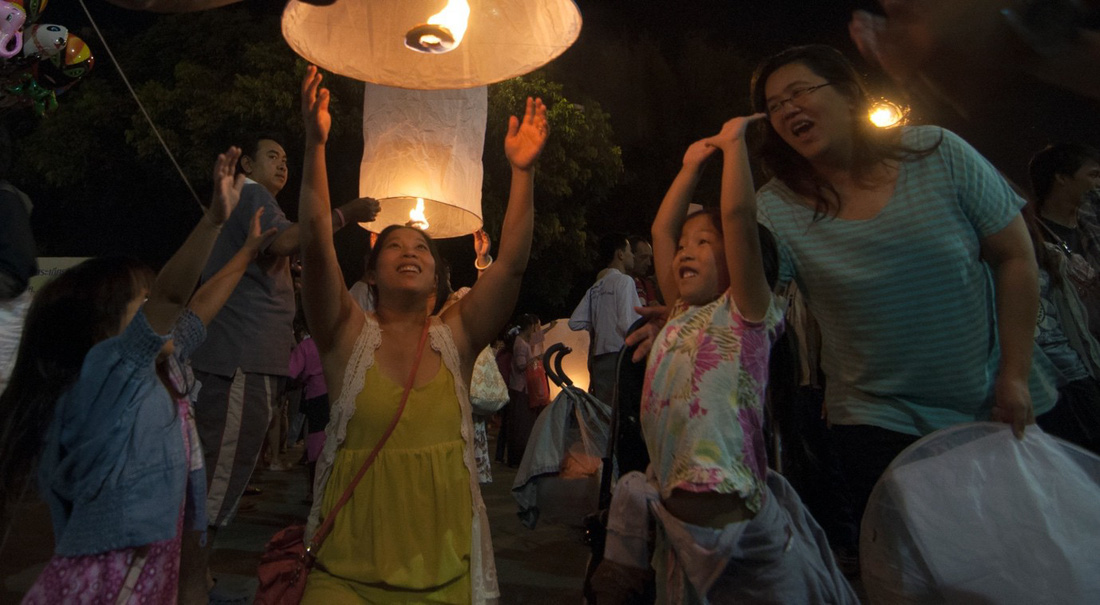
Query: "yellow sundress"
304 361 473 603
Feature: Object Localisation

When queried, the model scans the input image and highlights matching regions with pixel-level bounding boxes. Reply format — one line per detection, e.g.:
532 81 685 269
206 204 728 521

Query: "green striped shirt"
758 126 1056 436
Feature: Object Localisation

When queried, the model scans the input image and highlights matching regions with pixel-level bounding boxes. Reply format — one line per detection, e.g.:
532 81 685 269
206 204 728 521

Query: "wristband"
474 255 493 271
333 207 346 229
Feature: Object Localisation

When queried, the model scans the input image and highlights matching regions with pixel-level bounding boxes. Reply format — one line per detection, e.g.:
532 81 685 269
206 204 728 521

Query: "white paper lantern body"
282 0 582 90
359 84 487 238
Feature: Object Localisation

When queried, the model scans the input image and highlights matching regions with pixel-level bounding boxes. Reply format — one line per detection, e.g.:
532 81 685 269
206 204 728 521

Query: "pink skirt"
24 398 192 604
22 517 183 605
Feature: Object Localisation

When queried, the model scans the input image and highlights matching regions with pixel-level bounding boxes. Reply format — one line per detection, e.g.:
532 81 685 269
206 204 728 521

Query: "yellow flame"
409 198 430 230
869 101 905 128
427 0 470 48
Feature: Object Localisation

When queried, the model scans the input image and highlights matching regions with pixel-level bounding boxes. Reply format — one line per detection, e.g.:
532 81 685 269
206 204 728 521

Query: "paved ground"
0 437 594 604
0 437 865 603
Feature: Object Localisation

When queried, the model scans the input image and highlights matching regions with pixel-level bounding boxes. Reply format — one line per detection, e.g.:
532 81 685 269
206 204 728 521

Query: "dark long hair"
365 225 449 315
0 256 153 525
750 45 940 220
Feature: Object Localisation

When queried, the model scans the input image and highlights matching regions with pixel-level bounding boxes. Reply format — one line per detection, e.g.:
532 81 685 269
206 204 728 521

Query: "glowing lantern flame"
408 198 430 230
869 100 905 129
406 0 470 54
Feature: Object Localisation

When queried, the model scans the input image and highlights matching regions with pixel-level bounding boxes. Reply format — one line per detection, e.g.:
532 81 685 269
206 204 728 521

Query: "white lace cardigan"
306 313 500 603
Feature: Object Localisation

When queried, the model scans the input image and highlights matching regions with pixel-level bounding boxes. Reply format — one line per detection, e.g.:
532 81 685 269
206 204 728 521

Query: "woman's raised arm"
449 98 548 355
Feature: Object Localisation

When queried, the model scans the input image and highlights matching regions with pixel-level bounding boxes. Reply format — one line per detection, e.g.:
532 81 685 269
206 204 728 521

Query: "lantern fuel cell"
358 84 487 238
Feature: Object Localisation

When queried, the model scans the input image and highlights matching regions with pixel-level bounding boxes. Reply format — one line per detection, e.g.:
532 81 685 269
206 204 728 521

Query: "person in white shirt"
569 233 642 405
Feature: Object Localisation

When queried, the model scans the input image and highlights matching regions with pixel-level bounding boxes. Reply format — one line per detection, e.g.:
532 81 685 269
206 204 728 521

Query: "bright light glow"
404 0 471 53
869 100 905 128
408 198 430 230
428 0 470 46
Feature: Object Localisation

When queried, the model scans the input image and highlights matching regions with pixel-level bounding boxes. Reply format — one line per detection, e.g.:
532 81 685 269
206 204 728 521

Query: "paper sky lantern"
358 83 487 238
282 0 582 89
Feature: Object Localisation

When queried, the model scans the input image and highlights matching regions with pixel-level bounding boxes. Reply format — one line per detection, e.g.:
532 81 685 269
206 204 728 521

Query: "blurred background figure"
0 123 36 397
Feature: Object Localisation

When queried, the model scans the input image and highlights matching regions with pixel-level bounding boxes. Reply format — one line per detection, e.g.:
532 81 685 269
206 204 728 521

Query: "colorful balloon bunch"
0 0 95 116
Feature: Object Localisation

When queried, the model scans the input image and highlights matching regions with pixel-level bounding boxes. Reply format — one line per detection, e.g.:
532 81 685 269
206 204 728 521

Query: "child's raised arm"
188 207 277 326
707 114 771 322
144 148 246 335
651 139 718 304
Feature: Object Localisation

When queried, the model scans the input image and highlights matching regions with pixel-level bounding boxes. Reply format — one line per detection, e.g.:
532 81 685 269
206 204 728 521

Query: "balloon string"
76 0 205 210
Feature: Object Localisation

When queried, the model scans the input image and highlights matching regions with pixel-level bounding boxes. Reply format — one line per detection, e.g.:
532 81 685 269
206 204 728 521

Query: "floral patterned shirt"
641 290 783 513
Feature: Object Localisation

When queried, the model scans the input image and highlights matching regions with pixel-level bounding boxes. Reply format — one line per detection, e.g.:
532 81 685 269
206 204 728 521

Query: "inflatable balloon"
9 0 45 24
36 33 92 92
2 72 56 115
0 2 25 59
22 23 66 62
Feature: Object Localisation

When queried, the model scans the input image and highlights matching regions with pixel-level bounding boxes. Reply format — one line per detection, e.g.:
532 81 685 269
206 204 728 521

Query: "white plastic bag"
861 422 1100 604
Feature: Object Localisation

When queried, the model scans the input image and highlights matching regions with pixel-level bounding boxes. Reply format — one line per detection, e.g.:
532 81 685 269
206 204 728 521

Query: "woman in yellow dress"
295 65 548 604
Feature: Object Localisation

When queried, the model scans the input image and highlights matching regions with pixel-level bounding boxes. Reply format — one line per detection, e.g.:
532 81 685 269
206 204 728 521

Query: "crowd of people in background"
1 25 1100 603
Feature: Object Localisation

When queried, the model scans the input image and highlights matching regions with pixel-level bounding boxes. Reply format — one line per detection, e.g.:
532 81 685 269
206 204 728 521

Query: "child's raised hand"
242 207 278 257
707 113 767 150
302 65 331 146
682 139 718 169
505 97 549 171
208 146 246 226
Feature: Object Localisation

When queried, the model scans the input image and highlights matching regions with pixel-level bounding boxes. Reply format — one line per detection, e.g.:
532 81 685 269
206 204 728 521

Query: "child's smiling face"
674 213 729 306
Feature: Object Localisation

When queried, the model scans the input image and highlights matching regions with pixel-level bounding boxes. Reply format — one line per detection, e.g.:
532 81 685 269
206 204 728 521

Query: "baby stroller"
581 318 654 603
511 343 612 529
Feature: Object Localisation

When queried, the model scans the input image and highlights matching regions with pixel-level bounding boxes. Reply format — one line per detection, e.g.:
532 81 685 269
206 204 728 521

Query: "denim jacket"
38 309 203 556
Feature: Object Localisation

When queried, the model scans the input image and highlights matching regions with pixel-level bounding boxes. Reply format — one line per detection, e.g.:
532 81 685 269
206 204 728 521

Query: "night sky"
24 0 1100 314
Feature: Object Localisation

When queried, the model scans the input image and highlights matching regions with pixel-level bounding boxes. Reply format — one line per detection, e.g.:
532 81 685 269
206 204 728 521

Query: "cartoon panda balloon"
37 33 93 93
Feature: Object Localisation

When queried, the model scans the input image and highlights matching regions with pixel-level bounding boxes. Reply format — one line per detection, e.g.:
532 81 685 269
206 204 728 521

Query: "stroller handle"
542 342 573 388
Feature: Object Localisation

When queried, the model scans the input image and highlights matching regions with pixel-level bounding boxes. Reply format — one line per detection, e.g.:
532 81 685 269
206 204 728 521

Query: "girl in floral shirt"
593 116 855 603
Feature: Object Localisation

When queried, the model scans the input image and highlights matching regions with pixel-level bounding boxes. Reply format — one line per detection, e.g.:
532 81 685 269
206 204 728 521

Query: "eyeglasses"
766 82 832 116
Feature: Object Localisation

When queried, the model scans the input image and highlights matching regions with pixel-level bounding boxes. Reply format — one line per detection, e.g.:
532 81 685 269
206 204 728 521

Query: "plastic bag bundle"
861 422 1100 604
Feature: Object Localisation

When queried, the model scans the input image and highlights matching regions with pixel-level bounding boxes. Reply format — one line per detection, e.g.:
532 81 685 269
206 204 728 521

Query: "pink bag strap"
305 319 431 556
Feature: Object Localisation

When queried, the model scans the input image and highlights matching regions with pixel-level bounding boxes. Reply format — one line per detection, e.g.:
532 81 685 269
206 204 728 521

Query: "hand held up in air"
301 64 331 146
207 146 246 226
241 208 278 257
504 97 549 172
474 229 491 258
341 197 382 225
682 139 718 170
706 113 767 151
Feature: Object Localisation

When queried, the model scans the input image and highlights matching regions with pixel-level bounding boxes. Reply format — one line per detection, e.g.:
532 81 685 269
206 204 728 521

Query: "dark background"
15 0 1100 318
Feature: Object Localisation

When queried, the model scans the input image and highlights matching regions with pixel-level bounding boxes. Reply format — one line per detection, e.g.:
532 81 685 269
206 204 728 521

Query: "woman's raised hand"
504 97 549 171
208 146 246 226
474 229 491 257
707 113 767 150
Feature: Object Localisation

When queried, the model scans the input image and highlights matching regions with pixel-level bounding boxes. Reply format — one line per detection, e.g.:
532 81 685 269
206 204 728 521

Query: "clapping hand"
208 146 246 226
504 97 549 171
